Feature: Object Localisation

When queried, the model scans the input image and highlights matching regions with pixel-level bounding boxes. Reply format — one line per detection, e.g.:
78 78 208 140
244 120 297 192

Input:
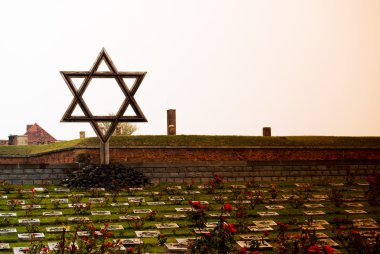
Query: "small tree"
99 113 137 136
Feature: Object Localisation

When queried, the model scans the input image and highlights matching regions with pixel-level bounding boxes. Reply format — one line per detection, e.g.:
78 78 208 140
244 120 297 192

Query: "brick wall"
1 146 379 164
0 146 379 184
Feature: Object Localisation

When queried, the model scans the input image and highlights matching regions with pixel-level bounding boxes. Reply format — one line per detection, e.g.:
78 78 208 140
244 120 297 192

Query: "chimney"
26 124 33 132
79 131 86 139
263 127 271 136
167 109 176 135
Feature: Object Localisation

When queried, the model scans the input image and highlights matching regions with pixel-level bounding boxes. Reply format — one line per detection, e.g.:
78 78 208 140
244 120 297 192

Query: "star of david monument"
61 48 147 164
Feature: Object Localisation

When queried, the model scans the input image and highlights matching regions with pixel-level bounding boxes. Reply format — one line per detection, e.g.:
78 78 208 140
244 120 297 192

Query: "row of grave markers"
0 182 378 253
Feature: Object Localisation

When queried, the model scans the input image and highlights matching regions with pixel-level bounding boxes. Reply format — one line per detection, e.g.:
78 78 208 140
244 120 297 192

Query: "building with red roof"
7 123 57 145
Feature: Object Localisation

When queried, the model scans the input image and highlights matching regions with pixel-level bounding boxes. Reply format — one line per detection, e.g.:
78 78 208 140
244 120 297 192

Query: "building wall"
8 135 28 146
0 140 8 146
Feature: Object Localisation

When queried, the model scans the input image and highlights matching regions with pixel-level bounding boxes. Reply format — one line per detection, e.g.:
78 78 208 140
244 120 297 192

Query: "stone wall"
0 164 76 185
0 160 378 185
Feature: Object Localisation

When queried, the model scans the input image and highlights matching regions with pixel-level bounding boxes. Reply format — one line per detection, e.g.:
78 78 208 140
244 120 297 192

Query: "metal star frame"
61 48 147 143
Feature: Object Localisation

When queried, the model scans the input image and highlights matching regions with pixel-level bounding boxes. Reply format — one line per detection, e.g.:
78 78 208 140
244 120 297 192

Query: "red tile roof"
24 123 56 145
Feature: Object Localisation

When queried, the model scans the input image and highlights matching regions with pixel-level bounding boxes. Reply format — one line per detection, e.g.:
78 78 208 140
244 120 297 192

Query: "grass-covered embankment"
0 135 379 156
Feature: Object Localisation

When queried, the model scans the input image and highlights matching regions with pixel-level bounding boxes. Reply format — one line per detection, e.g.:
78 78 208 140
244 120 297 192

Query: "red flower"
205 232 211 237
339 225 346 230
128 246 134 253
366 176 376 184
86 224 95 230
213 174 222 184
349 229 359 236
223 203 233 212
239 247 247 254
223 223 237 234
322 245 333 254
307 245 321 254
189 200 202 209
277 222 289 231
229 225 237 234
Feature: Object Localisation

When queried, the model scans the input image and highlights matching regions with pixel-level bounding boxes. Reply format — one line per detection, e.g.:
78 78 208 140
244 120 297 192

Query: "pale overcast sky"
0 0 379 140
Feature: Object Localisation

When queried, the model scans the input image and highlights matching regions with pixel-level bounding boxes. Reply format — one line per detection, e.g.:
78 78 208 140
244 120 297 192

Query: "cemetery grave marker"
304 204 324 208
236 240 272 250
345 209 367 214
118 238 143 245
164 214 186 220
0 228 17 234
257 212 279 217
194 229 211 234
18 219 40 225
164 243 188 253
303 210 326 215
239 235 270 241
135 231 160 238
248 225 274 232
91 211 111 215
155 223 179 229
6 200 25 205
54 188 70 193
120 215 140 221
0 213 17 217
51 198 69 204
21 205 41 209
67 217 90 223
304 219 329 225
252 220 277 227
133 209 152 214
18 233 45 241
46 226 70 233
88 198 105 203
265 205 285 209
111 202 129 207
0 243 10 250
147 201 166 206
204 222 218 228
102 225 124 231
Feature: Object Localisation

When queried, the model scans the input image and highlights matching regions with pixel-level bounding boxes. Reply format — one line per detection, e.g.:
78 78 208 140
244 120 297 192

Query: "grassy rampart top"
0 135 380 156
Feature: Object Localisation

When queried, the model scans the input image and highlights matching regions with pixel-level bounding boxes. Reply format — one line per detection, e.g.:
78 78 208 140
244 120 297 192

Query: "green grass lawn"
1 135 380 156
0 179 378 253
